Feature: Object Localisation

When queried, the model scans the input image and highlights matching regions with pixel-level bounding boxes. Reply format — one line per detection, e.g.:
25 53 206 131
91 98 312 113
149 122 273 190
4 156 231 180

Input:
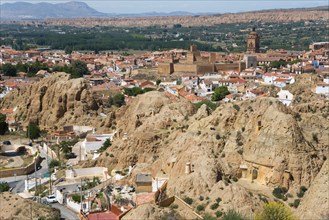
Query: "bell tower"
247 28 260 53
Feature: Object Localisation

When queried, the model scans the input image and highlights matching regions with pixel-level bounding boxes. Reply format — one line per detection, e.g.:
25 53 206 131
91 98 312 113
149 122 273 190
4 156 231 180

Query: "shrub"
215 211 223 217
199 196 204 201
110 94 125 107
312 133 319 143
233 104 240 111
255 202 297 220
215 197 222 203
170 204 178 209
300 186 307 192
0 182 10 192
297 186 307 198
99 139 112 153
197 204 205 212
49 159 60 169
210 203 219 210
272 187 287 200
222 209 246 220
202 213 217 220
71 194 84 203
194 100 218 111
232 176 238 182
216 134 221 140
293 199 300 208
183 197 193 205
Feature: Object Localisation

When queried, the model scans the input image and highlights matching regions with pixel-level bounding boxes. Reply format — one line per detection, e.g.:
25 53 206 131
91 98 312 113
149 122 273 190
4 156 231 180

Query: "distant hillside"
0 1 107 19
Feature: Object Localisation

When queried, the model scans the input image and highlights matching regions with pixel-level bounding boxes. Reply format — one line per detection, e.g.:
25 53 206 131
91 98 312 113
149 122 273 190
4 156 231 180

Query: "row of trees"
0 60 89 78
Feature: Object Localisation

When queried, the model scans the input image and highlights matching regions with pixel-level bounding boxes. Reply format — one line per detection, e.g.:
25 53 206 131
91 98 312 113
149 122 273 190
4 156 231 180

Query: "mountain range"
0 1 328 20
0 1 203 20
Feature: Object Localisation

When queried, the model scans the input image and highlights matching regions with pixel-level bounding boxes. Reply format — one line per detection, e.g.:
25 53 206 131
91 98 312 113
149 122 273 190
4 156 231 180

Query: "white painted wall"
277 90 294 106
316 85 329 95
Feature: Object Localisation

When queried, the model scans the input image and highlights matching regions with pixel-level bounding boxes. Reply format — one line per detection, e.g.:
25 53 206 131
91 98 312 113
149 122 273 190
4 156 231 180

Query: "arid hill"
0 73 115 131
2 73 328 218
0 192 60 220
90 85 328 217
3 8 328 27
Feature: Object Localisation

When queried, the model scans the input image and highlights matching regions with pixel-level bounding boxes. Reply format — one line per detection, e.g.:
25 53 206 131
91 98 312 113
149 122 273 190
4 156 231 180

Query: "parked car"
3 141 11 145
46 195 57 203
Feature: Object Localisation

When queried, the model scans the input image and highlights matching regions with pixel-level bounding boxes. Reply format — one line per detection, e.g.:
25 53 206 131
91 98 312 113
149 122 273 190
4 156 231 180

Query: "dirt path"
237 178 273 198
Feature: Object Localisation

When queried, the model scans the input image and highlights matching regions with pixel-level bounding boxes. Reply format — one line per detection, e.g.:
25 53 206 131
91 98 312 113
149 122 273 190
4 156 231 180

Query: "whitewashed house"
277 90 294 106
315 78 329 95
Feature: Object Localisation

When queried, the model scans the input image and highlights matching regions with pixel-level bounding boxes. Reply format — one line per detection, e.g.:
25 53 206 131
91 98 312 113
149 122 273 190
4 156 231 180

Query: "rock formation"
91 90 328 216
0 73 113 130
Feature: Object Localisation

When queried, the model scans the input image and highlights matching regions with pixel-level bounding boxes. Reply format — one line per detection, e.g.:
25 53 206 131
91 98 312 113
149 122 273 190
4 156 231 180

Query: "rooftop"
136 173 152 183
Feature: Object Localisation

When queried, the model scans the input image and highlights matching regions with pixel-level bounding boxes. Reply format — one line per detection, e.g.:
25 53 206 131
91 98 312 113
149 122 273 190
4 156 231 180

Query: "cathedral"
247 28 260 53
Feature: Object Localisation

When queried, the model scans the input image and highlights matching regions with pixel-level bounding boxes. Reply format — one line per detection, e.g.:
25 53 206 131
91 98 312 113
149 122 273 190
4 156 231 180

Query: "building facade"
247 28 260 53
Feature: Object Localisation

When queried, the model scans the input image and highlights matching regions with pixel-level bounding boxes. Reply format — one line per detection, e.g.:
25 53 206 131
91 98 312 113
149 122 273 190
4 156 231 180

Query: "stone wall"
158 63 174 75
0 155 42 178
196 63 215 74
174 64 197 73
215 62 246 72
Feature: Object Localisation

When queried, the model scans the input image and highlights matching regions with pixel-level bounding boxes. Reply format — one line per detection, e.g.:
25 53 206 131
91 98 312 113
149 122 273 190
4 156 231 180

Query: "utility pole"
34 160 37 195
80 178 83 212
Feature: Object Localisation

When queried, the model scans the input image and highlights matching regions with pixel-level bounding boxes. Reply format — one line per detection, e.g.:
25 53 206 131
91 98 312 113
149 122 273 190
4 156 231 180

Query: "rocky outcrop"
0 73 110 130
92 91 328 216
297 160 329 219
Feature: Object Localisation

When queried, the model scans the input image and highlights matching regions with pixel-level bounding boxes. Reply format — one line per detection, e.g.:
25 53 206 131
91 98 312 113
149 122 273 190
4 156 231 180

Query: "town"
0 25 329 220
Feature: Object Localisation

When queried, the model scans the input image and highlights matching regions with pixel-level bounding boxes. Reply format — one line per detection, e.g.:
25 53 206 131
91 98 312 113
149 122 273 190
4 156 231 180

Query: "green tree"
59 141 73 159
194 100 218 111
211 86 230 101
98 139 111 153
1 63 17 76
255 202 297 220
124 87 144 96
270 59 287 69
27 123 41 141
65 46 73 54
70 60 89 78
0 182 10 192
156 79 161 85
49 159 61 169
110 94 125 107
0 113 8 135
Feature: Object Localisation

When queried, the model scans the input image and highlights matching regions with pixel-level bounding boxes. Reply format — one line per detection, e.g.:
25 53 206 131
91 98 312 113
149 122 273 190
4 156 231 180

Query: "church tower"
247 28 260 53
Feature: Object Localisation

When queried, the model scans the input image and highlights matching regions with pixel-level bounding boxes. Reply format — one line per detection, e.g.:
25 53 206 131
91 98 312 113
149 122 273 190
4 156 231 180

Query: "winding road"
1 144 79 220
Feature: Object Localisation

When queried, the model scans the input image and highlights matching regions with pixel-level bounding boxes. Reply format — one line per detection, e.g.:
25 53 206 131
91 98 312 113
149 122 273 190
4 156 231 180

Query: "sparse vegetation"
233 104 240 111
255 202 297 220
0 182 10 192
210 203 219 210
272 186 288 200
197 204 205 212
194 100 218 111
98 139 112 153
222 209 246 220
215 211 223 217
183 197 193 205
71 194 85 203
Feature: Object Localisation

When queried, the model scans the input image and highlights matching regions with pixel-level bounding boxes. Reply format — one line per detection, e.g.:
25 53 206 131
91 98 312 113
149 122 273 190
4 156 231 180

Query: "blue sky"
1 0 327 13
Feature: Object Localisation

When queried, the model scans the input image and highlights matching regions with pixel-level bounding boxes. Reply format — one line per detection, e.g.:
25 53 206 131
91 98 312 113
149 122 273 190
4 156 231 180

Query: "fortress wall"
158 63 174 75
174 64 197 73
